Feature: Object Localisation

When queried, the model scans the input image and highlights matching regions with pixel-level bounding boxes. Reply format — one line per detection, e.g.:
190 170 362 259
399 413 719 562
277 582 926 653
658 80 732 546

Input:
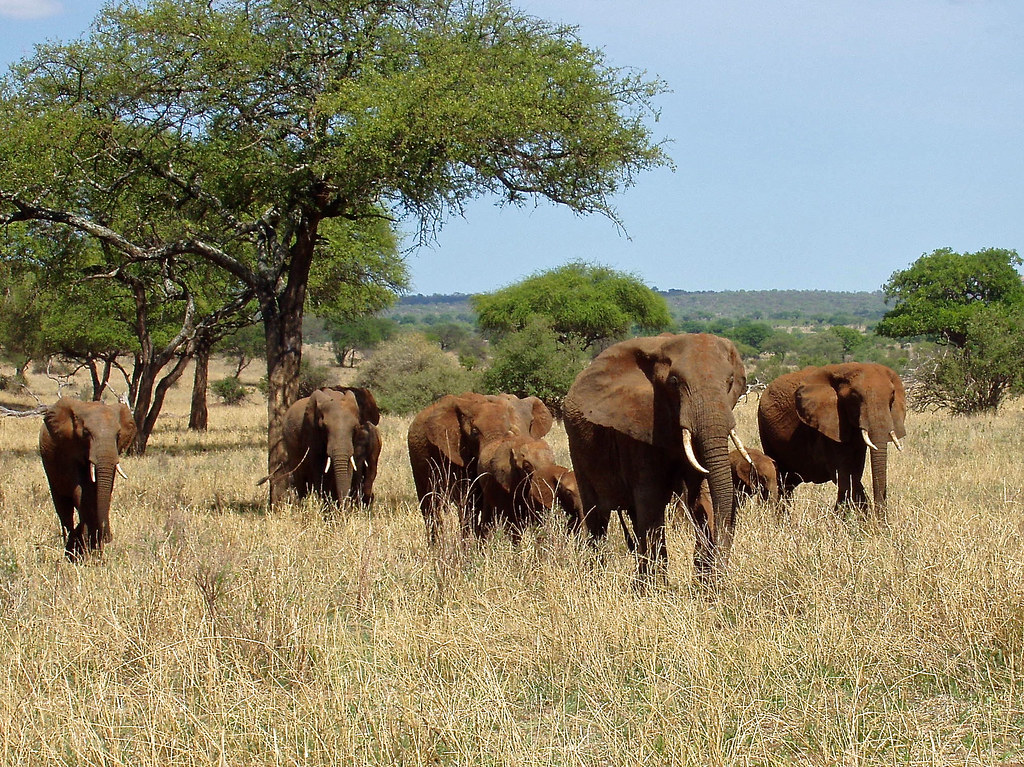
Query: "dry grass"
0 360 1022 765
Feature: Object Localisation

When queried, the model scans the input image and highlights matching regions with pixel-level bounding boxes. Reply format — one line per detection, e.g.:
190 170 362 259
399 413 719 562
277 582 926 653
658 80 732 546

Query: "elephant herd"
37 333 907 585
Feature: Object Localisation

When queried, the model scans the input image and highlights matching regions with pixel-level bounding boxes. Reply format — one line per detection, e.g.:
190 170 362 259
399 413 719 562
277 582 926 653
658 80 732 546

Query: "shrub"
356 333 479 415
481 317 588 416
297 362 332 398
211 376 249 405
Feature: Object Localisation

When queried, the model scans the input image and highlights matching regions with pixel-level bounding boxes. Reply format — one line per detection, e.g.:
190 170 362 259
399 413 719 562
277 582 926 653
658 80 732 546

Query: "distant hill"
392 290 889 326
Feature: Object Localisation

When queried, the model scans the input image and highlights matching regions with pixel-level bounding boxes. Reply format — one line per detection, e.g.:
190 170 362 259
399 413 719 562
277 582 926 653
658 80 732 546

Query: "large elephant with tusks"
563 333 751 586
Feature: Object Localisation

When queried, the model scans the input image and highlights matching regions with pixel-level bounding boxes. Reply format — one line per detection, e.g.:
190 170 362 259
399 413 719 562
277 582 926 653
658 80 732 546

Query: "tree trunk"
129 352 193 454
189 340 211 431
263 216 320 508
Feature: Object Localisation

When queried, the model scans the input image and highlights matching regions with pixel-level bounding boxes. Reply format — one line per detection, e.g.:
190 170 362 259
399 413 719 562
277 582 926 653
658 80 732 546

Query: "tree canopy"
472 262 671 346
0 0 669 502
877 247 1024 345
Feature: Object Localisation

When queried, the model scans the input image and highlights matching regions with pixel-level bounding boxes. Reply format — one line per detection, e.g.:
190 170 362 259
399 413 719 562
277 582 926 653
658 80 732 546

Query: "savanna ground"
0 354 1022 766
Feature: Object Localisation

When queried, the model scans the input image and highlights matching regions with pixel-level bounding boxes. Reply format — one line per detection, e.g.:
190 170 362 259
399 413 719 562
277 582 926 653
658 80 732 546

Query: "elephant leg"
617 509 637 552
50 492 77 542
631 485 671 587
835 448 868 513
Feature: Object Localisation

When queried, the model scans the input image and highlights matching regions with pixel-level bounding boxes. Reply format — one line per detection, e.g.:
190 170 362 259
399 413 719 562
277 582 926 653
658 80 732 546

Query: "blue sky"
2 0 1022 296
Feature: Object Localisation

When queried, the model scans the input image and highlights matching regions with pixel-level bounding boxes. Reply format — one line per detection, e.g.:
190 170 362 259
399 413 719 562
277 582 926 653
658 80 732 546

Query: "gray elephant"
758 362 907 517
563 333 750 585
282 386 381 506
39 398 137 560
407 392 553 541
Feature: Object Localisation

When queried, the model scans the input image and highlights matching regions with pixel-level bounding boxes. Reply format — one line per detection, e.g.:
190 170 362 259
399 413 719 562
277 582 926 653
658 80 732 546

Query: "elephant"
281 386 381 506
730 447 780 507
757 362 907 517
407 392 553 541
563 333 750 585
477 434 584 538
38 397 137 561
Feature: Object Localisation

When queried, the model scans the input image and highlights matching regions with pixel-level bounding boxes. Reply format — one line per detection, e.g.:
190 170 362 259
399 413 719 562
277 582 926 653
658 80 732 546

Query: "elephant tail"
256 446 310 486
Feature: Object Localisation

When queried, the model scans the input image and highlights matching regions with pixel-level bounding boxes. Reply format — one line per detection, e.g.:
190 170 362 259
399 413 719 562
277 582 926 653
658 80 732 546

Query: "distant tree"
473 262 671 347
877 247 1024 346
829 325 865 360
356 333 479 415
481 316 588 414
328 316 398 367
219 325 266 379
726 320 774 354
424 322 473 352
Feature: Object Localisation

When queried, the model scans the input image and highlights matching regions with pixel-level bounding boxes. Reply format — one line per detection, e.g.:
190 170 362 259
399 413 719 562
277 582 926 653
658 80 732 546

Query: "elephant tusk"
730 429 754 466
350 455 357 471
682 429 710 475
324 456 332 474
116 463 128 480
90 463 96 483
889 431 903 452
861 428 879 451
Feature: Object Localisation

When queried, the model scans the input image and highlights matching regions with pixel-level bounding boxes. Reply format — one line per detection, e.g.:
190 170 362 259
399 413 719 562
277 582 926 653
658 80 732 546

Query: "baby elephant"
730 448 780 507
478 435 584 540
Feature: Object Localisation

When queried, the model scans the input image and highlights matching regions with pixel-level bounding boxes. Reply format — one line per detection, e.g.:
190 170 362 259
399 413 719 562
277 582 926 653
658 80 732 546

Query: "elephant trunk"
869 443 888 519
91 455 118 548
329 446 354 503
693 423 735 582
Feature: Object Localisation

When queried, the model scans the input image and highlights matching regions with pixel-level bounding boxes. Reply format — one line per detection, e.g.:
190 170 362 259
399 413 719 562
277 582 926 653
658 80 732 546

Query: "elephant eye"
667 374 679 386
727 374 734 388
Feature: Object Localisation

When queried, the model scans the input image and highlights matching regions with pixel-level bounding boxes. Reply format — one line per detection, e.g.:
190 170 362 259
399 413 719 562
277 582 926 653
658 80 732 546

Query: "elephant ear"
523 397 553 438
794 383 841 442
43 398 79 441
724 338 747 407
116 404 137 454
567 336 666 445
733 454 755 488
888 368 908 439
334 386 380 425
428 394 477 468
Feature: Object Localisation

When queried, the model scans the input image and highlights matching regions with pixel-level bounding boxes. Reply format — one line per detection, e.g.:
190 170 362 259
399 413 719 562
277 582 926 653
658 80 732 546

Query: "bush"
297 362 332 398
356 333 479 415
212 376 249 405
481 317 588 416
910 306 1024 414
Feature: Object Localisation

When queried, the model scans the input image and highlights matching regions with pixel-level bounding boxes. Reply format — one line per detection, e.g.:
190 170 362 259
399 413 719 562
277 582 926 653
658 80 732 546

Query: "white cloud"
0 0 64 20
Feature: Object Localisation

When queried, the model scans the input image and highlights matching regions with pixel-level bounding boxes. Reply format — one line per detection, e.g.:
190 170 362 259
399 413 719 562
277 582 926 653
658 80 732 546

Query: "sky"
2 0 1022 296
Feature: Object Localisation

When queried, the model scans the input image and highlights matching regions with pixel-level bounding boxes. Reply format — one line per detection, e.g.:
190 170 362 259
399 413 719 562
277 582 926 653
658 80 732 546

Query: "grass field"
0 358 1022 766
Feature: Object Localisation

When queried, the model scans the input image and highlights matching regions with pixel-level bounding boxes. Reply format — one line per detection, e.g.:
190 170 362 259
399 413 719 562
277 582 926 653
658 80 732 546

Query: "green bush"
356 333 479 415
297 362 332 398
481 317 588 416
211 376 249 405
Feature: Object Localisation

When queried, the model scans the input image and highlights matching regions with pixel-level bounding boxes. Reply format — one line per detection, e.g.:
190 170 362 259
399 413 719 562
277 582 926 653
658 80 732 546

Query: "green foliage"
912 305 1024 414
828 325 865 358
328 316 399 367
217 325 265 377
473 262 671 346
211 377 249 406
297 362 333 399
481 317 588 414
877 248 1024 346
355 333 479 415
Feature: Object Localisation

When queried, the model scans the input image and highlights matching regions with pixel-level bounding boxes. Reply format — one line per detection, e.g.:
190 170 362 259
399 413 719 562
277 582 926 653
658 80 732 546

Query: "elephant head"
283 387 380 504
479 435 582 533
564 333 748 583
38 397 136 560
758 361 907 516
730 447 780 505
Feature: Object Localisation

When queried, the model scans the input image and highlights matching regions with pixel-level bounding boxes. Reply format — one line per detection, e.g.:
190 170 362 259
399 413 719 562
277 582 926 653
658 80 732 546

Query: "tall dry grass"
0 360 1021 765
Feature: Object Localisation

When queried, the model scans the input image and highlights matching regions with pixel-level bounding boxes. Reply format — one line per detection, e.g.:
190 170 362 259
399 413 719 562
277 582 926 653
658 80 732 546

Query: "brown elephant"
407 392 553 541
757 362 907 517
478 434 584 538
563 333 750 585
282 386 381 506
730 447 780 507
38 398 137 561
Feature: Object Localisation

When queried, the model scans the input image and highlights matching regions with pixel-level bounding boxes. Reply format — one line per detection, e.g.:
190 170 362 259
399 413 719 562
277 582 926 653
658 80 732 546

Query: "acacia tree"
0 0 668 504
877 247 1024 346
473 261 672 347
